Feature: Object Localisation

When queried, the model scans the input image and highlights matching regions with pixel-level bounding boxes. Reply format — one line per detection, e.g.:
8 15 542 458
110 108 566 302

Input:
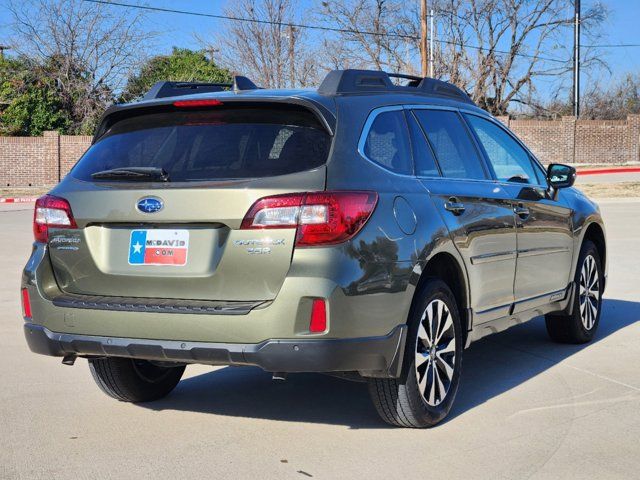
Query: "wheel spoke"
427 303 435 345
438 337 455 355
415 352 430 369
433 301 443 342
436 353 454 382
434 364 446 405
588 298 598 318
428 362 436 405
418 360 430 394
417 322 431 348
588 258 596 287
435 310 452 344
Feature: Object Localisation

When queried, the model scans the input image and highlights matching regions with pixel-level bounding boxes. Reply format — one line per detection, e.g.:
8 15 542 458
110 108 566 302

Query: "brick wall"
60 135 92 177
500 115 640 165
1 116 639 187
0 131 91 187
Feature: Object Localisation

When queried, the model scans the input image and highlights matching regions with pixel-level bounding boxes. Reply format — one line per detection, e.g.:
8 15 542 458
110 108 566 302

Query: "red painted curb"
579 167 640 175
0 197 38 204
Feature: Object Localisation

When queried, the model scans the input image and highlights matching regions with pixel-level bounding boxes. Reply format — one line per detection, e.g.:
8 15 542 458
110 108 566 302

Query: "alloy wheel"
579 254 600 330
415 299 457 407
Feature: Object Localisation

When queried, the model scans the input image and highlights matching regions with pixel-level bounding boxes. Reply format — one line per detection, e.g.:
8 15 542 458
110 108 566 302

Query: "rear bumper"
24 323 407 378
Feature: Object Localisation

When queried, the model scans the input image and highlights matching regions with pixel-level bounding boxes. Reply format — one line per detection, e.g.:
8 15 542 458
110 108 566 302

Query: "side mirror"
547 163 576 191
546 163 576 200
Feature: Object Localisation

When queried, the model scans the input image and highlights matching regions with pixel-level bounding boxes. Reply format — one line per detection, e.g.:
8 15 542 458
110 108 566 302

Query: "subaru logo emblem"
137 197 163 214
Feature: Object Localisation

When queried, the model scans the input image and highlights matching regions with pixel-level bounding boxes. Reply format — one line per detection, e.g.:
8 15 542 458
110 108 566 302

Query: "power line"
584 43 640 48
82 0 569 64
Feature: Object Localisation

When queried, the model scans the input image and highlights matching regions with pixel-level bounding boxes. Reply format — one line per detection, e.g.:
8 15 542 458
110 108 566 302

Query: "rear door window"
71 106 331 182
362 110 413 175
413 109 487 180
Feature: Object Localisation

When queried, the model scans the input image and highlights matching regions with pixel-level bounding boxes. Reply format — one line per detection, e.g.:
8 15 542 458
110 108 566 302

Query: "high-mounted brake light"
173 99 224 108
33 195 77 243
241 191 378 246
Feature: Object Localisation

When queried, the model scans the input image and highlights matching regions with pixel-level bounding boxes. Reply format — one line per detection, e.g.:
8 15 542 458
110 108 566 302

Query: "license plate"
128 230 189 266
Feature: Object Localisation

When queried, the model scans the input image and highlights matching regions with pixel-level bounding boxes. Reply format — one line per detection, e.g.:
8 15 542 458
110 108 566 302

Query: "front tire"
545 240 603 344
368 279 463 428
89 357 185 402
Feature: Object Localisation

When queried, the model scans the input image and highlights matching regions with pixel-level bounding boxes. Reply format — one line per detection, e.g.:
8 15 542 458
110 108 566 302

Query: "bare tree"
8 0 154 133
534 73 640 120
212 0 319 88
316 0 419 74
431 0 608 115
315 0 607 115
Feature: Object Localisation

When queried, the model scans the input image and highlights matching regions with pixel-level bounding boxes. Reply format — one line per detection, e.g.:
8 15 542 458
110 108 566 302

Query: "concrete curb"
0 197 38 204
579 167 640 175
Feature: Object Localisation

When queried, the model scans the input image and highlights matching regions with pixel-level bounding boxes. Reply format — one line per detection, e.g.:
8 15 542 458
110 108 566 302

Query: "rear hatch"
47 101 332 301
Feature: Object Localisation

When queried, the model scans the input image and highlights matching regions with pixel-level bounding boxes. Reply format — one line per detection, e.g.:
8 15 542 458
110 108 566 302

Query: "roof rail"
317 69 474 105
142 75 259 100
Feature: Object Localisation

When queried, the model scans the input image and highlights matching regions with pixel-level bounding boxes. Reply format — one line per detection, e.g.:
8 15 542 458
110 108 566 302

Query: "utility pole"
207 47 219 64
429 9 435 77
288 25 296 88
420 0 428 77
573 0 581 118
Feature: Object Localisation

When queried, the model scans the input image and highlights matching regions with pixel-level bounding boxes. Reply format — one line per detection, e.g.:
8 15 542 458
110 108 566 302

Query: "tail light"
21 288 32 319
33 195 77 243
241 191 378 246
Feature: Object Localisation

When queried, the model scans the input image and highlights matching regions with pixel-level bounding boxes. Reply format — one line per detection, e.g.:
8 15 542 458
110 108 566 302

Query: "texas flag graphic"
128 230 189 266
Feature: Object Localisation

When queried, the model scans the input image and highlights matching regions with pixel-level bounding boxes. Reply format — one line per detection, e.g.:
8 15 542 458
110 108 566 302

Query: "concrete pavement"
0 201 638 479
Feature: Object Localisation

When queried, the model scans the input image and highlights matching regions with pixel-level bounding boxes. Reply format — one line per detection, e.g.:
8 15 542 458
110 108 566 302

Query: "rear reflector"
21 288 32 319
173 99 223 108
309 299 327 333
33 195 77 243
241 191 378 246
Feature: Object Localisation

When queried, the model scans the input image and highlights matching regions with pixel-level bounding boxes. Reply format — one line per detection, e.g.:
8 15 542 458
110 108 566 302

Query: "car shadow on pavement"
141 298 639 429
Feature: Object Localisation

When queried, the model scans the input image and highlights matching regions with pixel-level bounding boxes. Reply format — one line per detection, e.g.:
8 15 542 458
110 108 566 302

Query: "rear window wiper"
91 167 171 182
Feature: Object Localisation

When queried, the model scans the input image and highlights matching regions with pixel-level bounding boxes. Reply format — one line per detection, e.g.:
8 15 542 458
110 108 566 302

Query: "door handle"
514 203 530 219
444 198 465 215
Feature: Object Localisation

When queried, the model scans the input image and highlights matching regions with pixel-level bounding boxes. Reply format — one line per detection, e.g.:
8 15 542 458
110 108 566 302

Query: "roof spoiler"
143 75 259 100
317 69 474 105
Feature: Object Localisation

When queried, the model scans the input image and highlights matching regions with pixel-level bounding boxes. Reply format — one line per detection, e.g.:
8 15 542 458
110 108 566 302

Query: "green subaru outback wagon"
22 70 607 427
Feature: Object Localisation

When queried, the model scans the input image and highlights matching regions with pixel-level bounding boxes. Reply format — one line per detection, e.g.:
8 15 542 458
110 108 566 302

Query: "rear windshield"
71 106 331 182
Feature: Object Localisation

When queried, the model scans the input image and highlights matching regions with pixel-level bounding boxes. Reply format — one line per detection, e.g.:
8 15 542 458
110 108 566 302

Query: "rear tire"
545 240 603 344
88 357 185 402
368 279 463 428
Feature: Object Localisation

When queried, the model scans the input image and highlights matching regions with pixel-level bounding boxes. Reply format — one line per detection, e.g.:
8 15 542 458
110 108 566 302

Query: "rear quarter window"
362 110 413 175
72 106 331 182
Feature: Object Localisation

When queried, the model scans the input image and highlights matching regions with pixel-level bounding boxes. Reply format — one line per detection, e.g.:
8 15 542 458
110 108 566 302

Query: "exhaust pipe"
62 354 76 366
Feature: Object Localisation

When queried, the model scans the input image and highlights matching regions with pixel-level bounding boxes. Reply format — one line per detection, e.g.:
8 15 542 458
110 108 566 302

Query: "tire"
545 240 603 344
368 278 464 428
88 357 185 402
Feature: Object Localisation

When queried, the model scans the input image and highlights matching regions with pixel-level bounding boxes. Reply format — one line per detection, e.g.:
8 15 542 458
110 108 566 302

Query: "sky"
0 0 639 100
